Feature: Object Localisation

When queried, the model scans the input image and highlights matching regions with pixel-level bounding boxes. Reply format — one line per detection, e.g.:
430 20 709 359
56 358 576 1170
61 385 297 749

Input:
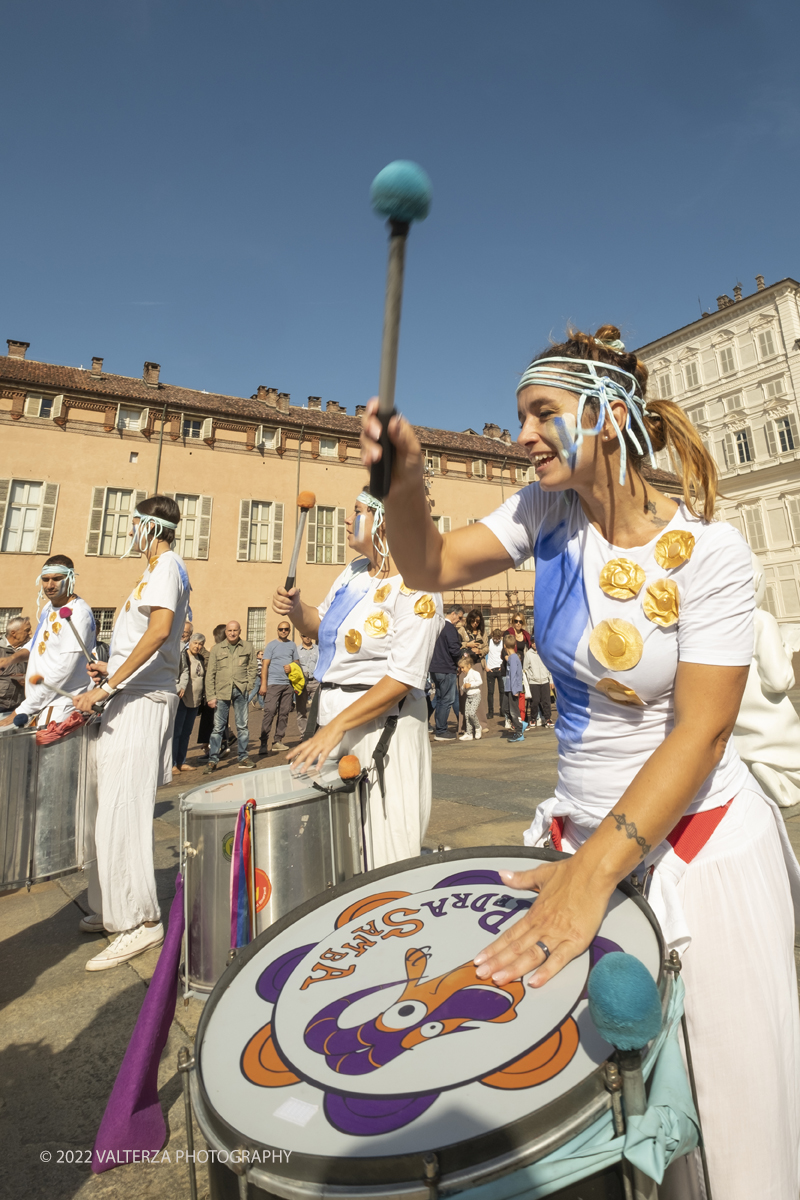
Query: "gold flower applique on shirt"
654 530 695 570
364 611 390 639
589 619 643 671
344 630 362 654
599 558 646 600
51 621 62 635
413 594 436 619
372 582 392 604
643 579 680 627
596 677 645 706
399 582 418 596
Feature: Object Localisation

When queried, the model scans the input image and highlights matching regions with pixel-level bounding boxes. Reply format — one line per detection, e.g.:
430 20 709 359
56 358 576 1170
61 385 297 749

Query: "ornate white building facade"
637 275 800 625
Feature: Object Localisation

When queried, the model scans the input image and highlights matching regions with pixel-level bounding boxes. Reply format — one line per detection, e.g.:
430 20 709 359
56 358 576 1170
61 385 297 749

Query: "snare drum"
189 847 668 1199
180 763 364 996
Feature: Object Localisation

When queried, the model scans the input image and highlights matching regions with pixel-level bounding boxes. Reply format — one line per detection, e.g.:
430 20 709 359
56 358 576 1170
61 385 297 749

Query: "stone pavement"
1 699 799 1199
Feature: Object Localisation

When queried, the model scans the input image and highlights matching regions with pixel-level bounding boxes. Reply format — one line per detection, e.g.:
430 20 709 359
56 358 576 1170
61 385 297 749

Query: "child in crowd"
523 638 554 728
458 652 483 741
503 634 526 743
485 628 505 721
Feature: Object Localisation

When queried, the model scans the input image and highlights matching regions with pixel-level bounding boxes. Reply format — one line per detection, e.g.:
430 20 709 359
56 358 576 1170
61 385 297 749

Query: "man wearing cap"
0 555 95 729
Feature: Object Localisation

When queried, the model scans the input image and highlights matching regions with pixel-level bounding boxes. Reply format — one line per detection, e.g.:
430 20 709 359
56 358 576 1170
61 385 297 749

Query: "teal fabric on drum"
459 977 699 1200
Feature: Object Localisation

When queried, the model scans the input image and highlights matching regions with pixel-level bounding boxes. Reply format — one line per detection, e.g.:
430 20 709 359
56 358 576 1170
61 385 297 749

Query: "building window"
734 429 753 463
432 515 451 533
319 437 337 457
117 407 143 431
724 393 744 412
764 378 785 401
687 403 706 424
315 506 336 562
92 608 115 644
306 506 346 565
248 501 283 562
100 488 134 556
183 418 202 439
719 346 736 375
472 459 487 478
684 362 700 389
743 506 766 551
0 608 22 637
256 426 277 449
171 493 212 560
776 417 796 454
425 453 441 474
657 374 672 399
758 329 776 359
788 495 800 543
777 565 800 617
1 481 44 553
518 556 535 571
247 607 267 647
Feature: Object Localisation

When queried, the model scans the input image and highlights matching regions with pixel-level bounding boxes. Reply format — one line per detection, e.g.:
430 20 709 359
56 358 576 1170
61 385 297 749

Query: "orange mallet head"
29 674 44 686
297 490 316 511
338 755 361 781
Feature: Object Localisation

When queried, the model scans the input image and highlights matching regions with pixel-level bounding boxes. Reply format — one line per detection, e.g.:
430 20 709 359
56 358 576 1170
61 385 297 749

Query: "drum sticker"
238 870 621 1137
222 832 235 862
255 868 272 913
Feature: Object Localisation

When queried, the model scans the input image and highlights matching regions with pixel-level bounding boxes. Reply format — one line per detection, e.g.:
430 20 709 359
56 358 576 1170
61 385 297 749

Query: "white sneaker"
474 729 482 739
504 720 513 731
79 911 105 933
85 922 164 972
459 732 473 741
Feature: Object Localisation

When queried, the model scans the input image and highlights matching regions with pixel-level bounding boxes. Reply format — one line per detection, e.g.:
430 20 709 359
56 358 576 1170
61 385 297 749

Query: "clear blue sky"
3 0 799 433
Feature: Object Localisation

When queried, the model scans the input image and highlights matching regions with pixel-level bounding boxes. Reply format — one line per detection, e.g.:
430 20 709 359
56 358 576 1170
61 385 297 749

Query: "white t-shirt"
486 638 504 670
315 560 444 725
108 550 191 693
481 486 754 822
18 597 96 725
461 668 483 696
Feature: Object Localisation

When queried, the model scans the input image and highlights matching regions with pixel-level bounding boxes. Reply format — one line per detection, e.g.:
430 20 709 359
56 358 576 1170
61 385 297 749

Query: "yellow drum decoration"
654 530 695 570
399 582 418 595
589 619 643 671
596 677 645 706
372 583 392 604
643 579 680 627
344 629 362 654
414 594 437 619
364 611 390 639
598 558 645 600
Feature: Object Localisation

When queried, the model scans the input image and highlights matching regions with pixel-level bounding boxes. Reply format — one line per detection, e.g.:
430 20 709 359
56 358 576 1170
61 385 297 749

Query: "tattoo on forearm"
611 812 651 857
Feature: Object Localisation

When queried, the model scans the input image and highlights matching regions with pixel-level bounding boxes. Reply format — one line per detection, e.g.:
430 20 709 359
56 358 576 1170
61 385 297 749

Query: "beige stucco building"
1 341 544 644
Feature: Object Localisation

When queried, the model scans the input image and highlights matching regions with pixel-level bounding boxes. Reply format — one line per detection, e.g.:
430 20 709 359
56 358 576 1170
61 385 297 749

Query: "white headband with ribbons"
120 508 179 559
35 563 76 613
355 491 389 571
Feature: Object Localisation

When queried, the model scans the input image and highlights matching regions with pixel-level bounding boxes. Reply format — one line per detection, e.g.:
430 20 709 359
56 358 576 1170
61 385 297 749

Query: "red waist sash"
549 799 733 865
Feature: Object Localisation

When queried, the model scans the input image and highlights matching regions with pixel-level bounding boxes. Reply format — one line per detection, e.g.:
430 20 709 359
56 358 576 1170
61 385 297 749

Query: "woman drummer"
272 488 444 868
360 325 800 1199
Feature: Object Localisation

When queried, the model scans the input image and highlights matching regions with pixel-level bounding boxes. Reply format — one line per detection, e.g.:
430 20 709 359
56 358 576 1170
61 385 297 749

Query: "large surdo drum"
189 847 668 1199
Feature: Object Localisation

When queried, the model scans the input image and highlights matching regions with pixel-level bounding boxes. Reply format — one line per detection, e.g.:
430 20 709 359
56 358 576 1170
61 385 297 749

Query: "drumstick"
368 160 432 500
29 673 107 713
588 954 661 1200
58 606 96 664
284 491 316 591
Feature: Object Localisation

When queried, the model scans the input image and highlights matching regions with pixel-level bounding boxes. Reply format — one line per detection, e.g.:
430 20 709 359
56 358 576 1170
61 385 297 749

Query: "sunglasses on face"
278 627 290 633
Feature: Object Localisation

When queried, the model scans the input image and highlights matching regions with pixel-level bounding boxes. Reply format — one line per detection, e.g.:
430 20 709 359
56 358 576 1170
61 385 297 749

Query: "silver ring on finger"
535 940 551 961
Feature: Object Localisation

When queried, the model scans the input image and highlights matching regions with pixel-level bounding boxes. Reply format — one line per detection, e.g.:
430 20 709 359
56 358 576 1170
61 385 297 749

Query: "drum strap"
302 682 372 741
371 699 406 807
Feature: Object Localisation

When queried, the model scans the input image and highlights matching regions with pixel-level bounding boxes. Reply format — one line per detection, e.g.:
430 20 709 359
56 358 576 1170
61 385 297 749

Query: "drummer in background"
361 325 800 1200
74 496 191 972
272 488 444 867
0 555 95 729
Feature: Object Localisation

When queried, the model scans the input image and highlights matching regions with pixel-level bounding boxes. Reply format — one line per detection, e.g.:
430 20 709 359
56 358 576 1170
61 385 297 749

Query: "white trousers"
87 690 178 933
336 694 432 869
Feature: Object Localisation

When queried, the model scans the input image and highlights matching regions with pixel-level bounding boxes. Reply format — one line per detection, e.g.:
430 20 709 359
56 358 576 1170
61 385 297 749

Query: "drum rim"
179 765 344 812
193 846 666 1190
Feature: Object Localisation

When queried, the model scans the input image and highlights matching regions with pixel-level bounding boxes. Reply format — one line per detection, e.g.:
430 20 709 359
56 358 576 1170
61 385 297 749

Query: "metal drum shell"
181 765 363 996
190 846 669 1200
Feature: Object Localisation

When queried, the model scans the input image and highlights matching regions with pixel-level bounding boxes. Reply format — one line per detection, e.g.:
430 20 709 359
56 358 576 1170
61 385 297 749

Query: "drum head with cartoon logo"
194 848 664 1189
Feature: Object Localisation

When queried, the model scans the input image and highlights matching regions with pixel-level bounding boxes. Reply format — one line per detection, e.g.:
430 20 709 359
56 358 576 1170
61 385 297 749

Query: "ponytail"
643 398 717 521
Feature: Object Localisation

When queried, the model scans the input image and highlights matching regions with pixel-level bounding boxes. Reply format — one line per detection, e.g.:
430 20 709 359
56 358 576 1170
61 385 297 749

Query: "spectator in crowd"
503 633 526 743
485 628 505 721
204 621 259 772
462 609 488 660
523 637 554 728
248 648 265 709
295 634 319 737
197 623 233 758
173 633 208 771
458 651 483 740
0 616 31 713
430 605 464 741
506 611 532 659
181 620 193 652
259 621 299 754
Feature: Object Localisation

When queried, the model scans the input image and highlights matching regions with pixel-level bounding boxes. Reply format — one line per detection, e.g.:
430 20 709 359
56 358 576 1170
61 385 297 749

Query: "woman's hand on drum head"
273 586 300 619
473 859 611 989
287 719 343 775
360 398 426 491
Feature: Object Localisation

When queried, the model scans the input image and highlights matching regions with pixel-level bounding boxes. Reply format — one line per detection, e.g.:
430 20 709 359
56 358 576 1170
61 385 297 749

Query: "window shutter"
306 506 317 563
254 424 264 447
237 500 251 561
35 483 59 555
765 422 777 457
335 507 347 564
134 489 148 510
723 432 735 470
86 487 107 555
24 396 38 417
201 417 214 442
0 479 10 537
51 395 64 421
744 425 755 461
138 407 150 434
789 414 799 447
197 495 213 559
442 516 451 533
271 501 284 562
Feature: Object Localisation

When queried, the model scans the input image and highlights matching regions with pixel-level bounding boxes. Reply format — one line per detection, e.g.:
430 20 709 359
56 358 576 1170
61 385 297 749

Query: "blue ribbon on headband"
516 356 657 486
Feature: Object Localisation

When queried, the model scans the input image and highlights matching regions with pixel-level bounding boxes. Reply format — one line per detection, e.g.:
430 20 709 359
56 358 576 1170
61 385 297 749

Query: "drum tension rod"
664 949 714 1200
422 1151 439 1199
177 1047 199 1200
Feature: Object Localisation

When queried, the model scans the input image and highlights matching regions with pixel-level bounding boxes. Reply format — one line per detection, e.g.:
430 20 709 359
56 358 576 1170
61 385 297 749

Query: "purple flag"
91 874 185 1173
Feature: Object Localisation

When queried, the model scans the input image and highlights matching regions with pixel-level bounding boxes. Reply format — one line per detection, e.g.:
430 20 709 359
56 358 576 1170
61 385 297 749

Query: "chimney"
500 429 512 444
7 339 29 360
733 284 743 302
326 399 343 413
91 357 103 376
483 422 501 439
277 392 290 413
755 274 766 291
143 361 160 386
355 404 366 416
256 385 278 405
307 396 322 410
716 295 733 311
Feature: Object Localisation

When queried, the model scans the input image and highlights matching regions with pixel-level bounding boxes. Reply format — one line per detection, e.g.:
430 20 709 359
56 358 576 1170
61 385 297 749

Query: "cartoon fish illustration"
303 946 524 1076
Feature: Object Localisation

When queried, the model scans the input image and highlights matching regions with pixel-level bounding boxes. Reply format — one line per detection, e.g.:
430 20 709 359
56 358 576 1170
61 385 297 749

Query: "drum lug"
422 1151 439 1198
183 841 198 858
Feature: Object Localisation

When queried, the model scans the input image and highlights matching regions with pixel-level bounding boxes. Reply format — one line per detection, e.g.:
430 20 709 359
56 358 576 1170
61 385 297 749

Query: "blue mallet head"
370 160 432 224
587 952 662 1051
